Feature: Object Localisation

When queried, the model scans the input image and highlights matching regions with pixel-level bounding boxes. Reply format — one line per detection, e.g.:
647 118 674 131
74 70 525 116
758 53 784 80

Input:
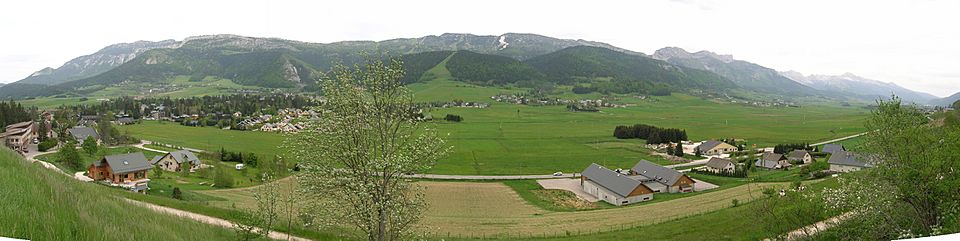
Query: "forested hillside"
445 51 544 85
525 46 735 94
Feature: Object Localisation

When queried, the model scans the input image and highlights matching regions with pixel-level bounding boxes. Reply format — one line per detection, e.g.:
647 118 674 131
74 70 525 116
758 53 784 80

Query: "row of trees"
613 124 689 144
690 167 748 178
219 148 259 167
52 94 318 120
773 143 811 154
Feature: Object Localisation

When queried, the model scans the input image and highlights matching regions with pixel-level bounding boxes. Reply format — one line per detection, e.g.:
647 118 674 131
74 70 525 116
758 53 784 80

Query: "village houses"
695 140 738 155
754 152 792 170
828 150 873 173
150 150 202 172
87 153 152 193
704 157 736 173
787 150 813 164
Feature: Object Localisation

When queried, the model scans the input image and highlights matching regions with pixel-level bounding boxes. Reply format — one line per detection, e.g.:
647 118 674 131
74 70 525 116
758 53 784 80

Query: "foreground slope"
0 149 238 241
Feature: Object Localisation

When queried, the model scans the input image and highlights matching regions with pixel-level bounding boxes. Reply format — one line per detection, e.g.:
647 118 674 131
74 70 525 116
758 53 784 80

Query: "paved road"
664 158 711 169
125 199 310 241
406 173 578 180
134 140 207 153
810 132 868 146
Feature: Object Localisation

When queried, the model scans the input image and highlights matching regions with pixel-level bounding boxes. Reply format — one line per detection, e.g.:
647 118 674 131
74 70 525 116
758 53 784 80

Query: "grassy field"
118 121 285 158
118 95 867 175
198 178 789 238
112 62 869 175
0 148 241 241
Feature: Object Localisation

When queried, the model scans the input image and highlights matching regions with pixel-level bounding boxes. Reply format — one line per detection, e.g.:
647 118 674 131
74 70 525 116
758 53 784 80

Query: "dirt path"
124 199 312 241
779 212 855 241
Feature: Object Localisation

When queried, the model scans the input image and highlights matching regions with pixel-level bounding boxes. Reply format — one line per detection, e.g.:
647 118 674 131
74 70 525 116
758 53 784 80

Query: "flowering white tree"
820 97 960 239
284 58 449 241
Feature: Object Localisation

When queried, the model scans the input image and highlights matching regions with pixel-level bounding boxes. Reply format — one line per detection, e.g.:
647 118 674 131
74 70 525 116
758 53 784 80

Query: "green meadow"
119 88 867 175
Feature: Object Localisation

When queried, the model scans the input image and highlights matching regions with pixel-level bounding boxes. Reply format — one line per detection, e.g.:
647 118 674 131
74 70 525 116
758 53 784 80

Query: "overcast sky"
2 0 958 96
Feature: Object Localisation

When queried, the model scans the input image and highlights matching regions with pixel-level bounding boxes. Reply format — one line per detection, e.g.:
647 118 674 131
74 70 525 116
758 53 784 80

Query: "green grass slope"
0 148 238 241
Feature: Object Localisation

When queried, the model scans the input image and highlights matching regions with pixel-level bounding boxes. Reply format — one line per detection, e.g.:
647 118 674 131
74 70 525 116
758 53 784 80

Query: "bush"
572 85 596 94
171 187 183 200
214 168 235 188
38 139 58 152
444 114 463 122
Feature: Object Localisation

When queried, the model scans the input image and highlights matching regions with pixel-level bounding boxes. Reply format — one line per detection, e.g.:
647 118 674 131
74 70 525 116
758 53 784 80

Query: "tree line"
773 143 811 154
0 100 36 127
613 124 689 144
52 94 318 120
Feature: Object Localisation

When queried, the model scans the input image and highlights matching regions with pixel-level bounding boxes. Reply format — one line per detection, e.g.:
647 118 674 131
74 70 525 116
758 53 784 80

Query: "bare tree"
284 58 449 241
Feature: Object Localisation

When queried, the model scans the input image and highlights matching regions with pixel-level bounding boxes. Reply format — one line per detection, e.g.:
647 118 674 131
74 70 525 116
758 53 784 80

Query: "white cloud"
0 0 957 96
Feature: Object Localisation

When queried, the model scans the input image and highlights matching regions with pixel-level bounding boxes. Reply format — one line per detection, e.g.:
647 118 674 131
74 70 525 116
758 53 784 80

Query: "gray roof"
167 150 201 166
631 160 689 186
697 140 724 151
788 150 810 160
828 151 873 168
117 117 135 124
101 152 152 174
582 163 645 197
68 126 99 141
760 153 785 162
821 144 845 154
755 153 791 169
705 157 734 170
150 155 163 165
754 159 780 169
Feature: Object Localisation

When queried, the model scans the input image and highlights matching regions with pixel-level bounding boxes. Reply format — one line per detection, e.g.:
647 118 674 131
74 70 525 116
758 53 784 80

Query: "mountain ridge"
780 71 938 103
652 47 818 97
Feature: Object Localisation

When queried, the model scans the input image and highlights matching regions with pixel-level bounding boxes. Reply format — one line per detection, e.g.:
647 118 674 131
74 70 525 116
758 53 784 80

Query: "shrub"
37 139 57 152
214 167 235 188
444 114 463 122
171 187 183 200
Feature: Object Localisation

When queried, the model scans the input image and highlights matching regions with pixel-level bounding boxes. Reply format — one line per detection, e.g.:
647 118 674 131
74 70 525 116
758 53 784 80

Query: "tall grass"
0 148 241 241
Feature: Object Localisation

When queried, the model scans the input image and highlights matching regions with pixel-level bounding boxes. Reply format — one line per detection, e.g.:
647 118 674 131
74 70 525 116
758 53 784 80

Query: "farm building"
704 157 735 173
828 151 873 173
695 140 737 155
87 152 151 193
151 150 201 172
787 150 813 164
821 144 845 154
581 163 654 206
630 160 695 193
755 153 791 170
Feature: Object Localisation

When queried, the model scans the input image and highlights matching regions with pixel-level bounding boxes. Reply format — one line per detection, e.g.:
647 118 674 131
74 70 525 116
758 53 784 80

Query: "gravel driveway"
536 179 599 202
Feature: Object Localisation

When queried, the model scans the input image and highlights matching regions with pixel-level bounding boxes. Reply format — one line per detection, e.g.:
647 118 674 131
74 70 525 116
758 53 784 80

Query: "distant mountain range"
652 47 820 97
930 92 960 107
0 33 947 105
780 71 939 104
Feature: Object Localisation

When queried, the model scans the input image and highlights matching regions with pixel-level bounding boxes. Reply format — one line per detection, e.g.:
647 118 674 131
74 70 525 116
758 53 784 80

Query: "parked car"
235 164 245 170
